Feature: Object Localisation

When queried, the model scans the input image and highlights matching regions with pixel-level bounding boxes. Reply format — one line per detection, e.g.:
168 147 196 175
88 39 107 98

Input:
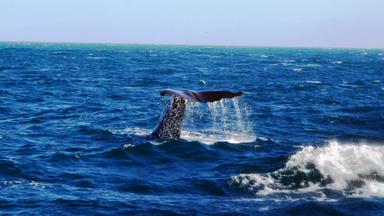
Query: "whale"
151 89 243 139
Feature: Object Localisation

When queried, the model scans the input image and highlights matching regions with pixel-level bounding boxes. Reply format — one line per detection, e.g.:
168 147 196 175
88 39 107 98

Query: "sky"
1 0 384 48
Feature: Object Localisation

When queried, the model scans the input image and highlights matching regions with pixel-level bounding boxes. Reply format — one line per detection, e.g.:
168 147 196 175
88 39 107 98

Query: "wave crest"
229 140 384 198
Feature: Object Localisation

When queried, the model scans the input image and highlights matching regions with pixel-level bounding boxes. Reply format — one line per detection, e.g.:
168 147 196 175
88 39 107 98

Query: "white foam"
333 61 343 64
339 82 357 88
1 180 46 189
114 127 152 136
122 144 135 149
230 140 384 198
284 59 296 63
181 131 256 145
85 55 106 60
281 62 292 66
29 180 45 188
305 80 322 84
304 63 321 67
293 68 303 72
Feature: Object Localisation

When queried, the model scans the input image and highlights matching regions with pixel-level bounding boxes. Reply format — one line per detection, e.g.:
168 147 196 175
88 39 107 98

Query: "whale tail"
160 89 243 103
152 89 243 139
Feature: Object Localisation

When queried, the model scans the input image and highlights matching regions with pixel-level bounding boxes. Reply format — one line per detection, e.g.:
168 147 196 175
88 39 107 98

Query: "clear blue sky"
1 0 383 48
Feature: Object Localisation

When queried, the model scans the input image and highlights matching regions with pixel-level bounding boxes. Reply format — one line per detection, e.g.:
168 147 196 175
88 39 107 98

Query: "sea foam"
229 140 384 198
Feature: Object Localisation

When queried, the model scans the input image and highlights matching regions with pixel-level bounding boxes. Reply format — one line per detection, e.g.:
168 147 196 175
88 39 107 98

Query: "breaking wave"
229 140 384 198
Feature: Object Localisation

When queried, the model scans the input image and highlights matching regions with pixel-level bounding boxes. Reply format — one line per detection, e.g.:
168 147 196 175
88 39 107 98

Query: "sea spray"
229 140 384 198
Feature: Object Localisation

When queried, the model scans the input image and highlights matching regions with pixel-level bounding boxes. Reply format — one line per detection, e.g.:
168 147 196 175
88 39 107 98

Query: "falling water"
181 98 256 144
219 100 228 130
231 98 244 131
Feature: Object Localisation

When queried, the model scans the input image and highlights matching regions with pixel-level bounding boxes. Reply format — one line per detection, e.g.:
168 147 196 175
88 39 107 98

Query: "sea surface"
0 42 383 215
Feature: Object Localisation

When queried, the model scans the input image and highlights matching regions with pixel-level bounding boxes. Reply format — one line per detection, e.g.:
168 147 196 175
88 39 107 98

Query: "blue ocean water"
0 42 383 215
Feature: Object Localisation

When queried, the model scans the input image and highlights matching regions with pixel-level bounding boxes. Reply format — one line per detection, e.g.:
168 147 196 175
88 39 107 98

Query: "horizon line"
1 40 383 50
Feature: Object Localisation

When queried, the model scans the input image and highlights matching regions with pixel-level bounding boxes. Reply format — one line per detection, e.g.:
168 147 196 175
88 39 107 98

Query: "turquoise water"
0 42 383 215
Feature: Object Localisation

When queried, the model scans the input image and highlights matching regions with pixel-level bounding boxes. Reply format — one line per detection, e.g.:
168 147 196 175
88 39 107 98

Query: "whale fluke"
152 89 243 139
160 89 243 103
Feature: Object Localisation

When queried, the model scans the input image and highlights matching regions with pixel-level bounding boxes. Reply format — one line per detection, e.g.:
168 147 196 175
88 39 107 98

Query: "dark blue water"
0 42 383 215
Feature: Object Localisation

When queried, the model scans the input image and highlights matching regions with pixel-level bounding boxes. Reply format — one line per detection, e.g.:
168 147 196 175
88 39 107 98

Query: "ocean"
0 42 383 215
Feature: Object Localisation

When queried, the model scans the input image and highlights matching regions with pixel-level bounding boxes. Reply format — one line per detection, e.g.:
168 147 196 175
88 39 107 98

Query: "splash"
229 140 384 198
181 98 256 144
114 98 256 144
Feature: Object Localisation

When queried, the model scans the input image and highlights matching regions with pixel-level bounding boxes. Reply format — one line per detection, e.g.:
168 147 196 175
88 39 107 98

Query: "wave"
229 140 384 198
0 160 24 177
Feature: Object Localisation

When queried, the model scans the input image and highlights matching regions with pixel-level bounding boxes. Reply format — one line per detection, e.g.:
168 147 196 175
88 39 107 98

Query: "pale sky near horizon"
1 0 383 48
